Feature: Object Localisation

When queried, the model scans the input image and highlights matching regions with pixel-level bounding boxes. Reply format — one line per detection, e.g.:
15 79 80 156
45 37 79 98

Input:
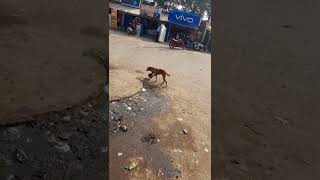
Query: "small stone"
142 88 147 92
118 152 123 156
204 148 209 152
176 118 183 121
126 106 132 110
63 116 71 122
88 103 93 108
182 129 188 134
143 99 147 102
120 125 128 132
16 149 28 163
26 138 32 143
141 108 144 111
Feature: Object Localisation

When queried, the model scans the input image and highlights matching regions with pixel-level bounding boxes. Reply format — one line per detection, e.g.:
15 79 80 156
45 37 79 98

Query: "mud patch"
109 85 181 179
0 94 107 180
141 133 160 145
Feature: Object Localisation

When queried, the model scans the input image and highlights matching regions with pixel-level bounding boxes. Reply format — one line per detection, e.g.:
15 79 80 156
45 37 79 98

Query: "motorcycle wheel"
169 43 174 49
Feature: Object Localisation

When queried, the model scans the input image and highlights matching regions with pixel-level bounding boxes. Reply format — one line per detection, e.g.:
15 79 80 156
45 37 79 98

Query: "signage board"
168 10 201 28
121 0 141 8
140 4 156 17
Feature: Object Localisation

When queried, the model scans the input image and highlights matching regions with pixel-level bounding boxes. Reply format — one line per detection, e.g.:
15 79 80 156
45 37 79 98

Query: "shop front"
166 10 201 42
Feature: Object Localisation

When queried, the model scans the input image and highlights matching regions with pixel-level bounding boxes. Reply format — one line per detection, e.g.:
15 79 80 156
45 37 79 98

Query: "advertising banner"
168 10 201 28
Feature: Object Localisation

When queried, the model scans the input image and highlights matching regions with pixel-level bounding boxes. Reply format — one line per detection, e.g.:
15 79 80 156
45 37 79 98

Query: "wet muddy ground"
109 80 183 180
0 93 107 180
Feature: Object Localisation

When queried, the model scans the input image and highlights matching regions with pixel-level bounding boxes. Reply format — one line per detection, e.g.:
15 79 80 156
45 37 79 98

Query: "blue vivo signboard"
121 0 141 8
168 10 201 28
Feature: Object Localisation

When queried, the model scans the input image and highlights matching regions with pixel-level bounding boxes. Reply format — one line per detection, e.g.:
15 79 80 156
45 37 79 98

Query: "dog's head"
148 73 153 78
146 67 152 71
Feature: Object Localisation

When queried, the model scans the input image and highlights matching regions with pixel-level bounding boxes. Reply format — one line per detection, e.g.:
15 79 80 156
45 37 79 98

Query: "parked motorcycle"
169 38 184 49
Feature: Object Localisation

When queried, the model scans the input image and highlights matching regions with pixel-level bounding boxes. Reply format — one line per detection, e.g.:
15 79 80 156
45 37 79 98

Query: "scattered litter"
273 115 289 124
143 99 147 102
204 148 209 152
141 108 144 111
173 149 183 153
158 169 164 177
142 88 147 92
125 161 138 170
176 118 183 121
120 125 128 132
182 129 188 134
16 149 28 163
118 152 123 156
123 103 132 110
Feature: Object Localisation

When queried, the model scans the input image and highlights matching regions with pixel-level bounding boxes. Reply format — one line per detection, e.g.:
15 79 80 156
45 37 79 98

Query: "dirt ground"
214 0 320 179
0 0 107 179
0 0 106 124
109 30 211 179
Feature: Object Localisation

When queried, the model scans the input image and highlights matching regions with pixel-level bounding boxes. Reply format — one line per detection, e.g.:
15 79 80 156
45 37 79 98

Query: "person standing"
155 24 161 42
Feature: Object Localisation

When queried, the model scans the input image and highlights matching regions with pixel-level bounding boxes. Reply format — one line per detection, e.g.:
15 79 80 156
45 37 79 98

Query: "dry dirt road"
109 30 211 180
214 0 320 179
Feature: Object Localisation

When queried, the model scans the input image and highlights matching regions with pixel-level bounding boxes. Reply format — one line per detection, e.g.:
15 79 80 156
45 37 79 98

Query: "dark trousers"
155 32 159 42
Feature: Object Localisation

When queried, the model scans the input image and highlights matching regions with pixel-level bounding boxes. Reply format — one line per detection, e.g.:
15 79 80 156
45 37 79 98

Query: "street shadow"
136 77 167 89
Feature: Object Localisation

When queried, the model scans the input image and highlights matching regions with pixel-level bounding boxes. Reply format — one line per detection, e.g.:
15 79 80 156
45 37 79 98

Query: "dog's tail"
166 73 170 77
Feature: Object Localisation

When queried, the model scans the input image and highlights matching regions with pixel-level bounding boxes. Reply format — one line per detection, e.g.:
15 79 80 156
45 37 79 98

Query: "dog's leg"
153 75 157 82
160 75 167 87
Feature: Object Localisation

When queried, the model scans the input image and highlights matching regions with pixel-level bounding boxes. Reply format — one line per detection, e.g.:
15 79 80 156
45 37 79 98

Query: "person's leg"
155 32 158 42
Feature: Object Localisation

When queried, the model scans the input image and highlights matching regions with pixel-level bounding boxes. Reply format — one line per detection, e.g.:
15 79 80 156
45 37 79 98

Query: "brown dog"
146 67 170 87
